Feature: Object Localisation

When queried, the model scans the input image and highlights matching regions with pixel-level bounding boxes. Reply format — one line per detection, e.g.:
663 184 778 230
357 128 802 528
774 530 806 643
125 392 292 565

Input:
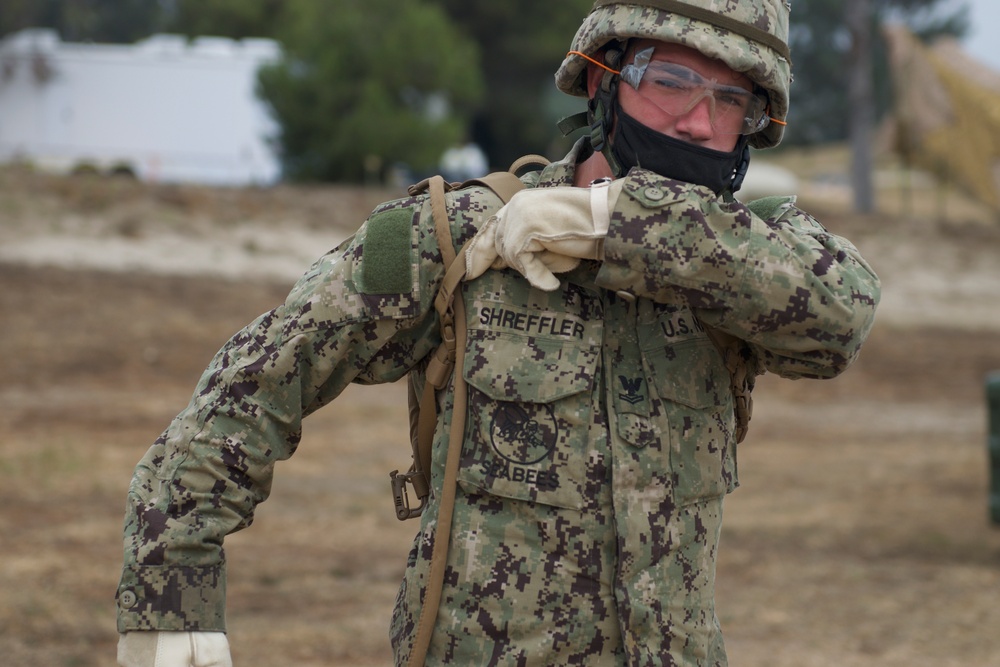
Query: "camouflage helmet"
555 0 793 149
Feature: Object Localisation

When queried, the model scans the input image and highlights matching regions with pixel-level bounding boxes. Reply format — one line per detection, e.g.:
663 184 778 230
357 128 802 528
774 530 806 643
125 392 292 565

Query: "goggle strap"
567 50 620 76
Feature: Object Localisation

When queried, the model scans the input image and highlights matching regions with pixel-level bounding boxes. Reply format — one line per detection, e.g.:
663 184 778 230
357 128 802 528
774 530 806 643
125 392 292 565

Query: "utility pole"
846 0 876 213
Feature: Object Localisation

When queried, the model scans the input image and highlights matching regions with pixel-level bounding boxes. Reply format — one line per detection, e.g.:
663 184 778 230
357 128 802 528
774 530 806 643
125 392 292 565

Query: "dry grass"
2 162 1000 666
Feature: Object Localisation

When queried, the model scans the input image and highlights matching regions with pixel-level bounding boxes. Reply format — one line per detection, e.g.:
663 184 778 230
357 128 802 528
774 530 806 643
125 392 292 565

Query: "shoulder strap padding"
460 171 527 208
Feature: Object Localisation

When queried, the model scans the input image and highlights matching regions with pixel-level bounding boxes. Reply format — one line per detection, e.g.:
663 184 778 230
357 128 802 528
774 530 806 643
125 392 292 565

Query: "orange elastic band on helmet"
567 50 620 75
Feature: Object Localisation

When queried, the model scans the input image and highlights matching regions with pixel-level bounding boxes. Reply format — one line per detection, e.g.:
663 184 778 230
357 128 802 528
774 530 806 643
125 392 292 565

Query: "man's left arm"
595 170 881 380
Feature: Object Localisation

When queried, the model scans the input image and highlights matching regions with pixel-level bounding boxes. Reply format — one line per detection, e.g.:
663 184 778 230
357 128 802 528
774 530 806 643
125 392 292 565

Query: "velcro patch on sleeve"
359 207 414 295
746 195 796 221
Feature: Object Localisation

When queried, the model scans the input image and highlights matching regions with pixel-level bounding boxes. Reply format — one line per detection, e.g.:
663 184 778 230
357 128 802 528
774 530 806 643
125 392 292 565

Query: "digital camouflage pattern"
556 0 793 149
117 138 879 665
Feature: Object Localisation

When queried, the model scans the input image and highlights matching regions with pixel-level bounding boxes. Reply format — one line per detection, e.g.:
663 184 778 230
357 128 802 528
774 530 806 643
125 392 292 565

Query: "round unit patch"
488 401 559 466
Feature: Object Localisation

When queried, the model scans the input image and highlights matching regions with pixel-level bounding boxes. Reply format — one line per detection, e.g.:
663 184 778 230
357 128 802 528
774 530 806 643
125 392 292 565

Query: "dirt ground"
2 162 1000 667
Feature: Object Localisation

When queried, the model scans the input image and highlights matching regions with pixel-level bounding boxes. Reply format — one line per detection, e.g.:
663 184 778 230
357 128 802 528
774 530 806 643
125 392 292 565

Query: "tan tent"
883 25 1000 212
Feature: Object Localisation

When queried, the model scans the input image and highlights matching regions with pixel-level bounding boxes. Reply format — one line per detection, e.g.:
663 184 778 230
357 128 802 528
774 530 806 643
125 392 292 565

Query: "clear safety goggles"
618 47 774 136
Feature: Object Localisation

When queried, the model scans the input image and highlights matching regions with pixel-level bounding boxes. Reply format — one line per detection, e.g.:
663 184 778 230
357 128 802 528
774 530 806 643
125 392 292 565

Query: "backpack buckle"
390 468 428 521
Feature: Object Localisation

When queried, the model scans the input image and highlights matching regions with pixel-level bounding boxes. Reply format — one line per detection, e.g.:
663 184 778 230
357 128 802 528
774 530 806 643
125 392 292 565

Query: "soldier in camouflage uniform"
117 1 880 666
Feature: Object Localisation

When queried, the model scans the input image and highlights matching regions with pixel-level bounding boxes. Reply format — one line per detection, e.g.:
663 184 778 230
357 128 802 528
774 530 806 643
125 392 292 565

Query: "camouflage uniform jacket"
117 139 880 665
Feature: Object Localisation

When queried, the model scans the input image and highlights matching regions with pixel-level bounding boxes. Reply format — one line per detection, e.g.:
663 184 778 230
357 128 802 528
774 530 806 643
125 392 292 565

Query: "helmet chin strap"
588 48 626 178
731 141 751 194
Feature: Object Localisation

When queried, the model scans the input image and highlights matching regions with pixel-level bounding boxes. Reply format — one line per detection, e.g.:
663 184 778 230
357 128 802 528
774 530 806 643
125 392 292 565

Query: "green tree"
785 0 969 146
161 0 284 40
434 0 593 169
257 0 483 182
0 0 164 43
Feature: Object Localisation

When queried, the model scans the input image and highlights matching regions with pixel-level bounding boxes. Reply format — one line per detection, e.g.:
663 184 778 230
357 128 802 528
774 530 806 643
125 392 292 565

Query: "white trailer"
0 29 281 186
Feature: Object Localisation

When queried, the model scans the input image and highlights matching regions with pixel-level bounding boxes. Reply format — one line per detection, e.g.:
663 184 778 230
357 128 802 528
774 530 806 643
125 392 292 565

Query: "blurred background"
0 0 997 211
2 1 1000 666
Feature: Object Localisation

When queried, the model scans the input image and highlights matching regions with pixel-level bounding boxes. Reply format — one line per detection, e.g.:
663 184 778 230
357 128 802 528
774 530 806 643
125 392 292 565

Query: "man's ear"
585 51 605 99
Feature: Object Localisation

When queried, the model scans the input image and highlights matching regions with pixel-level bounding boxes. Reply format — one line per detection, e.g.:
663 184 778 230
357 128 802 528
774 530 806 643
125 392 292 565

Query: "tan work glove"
465 177 624 291
118 631 232 667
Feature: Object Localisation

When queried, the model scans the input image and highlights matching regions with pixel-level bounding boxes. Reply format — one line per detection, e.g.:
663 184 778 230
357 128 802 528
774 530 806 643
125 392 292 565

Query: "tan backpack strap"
412 252 470 476
393 169 532 522
460 171 526 206
392 175 458 521
702 324 758 444
412 168 535 489
402 166 529 666
507 153 550 174
458 153 547 204
428 175 456 267
402 174 474 665
406 239 473 667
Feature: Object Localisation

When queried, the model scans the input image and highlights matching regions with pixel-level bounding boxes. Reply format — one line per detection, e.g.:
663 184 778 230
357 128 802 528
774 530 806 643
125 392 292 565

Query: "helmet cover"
555 0 792 149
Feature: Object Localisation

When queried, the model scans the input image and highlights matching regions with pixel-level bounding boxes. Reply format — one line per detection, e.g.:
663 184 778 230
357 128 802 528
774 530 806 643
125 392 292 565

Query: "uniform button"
644 187 664 201
119 589 138 609
615 290 636 302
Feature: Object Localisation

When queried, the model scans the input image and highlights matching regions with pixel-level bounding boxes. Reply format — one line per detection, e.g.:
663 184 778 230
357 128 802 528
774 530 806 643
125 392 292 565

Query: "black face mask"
610 104 748 194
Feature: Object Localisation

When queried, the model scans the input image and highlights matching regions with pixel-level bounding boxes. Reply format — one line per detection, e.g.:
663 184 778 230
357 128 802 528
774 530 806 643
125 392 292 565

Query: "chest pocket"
457 281 602 511
637 302 737 503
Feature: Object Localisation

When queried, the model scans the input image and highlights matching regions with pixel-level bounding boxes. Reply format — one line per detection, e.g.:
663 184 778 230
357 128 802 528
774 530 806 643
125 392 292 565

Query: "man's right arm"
117 195 446 634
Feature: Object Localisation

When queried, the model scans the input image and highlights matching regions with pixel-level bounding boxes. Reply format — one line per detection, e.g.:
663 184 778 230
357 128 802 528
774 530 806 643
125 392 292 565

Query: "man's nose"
673 93 716 142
